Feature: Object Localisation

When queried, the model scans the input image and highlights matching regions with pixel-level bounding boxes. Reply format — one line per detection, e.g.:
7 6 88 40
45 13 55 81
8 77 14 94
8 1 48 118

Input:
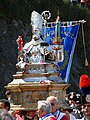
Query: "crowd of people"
0 74 90 120
36 74 90 120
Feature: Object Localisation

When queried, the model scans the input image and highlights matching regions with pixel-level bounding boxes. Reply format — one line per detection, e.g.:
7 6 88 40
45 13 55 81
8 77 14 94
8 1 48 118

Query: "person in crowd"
0 109 13 120
65 110 76 120
0 99 10 111
46 96 68 120
36 100 56 120
0 99 23 120
59 106 76 120
77 74 90 120
5 90 13 104
65 92 82 119
9 110 23 120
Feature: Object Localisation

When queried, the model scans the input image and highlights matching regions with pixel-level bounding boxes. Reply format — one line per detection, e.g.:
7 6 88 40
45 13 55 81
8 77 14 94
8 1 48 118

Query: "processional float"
5 10 84 118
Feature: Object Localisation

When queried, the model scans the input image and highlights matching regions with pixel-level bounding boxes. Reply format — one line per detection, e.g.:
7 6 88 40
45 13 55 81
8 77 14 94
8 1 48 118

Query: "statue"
16 11 55 69
15 10 63 83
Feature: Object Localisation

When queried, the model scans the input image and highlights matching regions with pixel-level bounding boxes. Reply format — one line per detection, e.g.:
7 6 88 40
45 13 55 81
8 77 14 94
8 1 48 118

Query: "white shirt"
70 114 76 120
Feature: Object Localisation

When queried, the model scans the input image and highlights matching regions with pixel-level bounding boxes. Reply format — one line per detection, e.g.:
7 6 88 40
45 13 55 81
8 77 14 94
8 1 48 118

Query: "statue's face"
32 29 40 36
32 32 40 41
32 29 37 35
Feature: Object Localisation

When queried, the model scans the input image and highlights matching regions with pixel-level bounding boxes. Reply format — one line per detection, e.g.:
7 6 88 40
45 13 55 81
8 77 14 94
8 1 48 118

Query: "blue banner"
42 22 80 83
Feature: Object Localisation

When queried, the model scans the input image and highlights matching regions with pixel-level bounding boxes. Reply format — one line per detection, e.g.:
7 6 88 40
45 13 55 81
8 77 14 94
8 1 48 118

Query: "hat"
67 92 81 103
79 74 90 103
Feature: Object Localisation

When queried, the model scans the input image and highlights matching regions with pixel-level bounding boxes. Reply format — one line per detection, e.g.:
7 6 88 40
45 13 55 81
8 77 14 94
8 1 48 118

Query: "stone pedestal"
5 82 69 110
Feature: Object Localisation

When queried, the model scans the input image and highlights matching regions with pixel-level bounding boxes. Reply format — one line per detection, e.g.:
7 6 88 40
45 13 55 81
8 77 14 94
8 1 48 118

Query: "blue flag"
42 22 80 83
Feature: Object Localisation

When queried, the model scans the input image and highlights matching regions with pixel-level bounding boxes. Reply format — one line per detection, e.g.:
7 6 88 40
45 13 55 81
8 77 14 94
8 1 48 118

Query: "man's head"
5 91 11 100
0 99 10 111
46 96 58 113
36 100 52 118
79 74 90 119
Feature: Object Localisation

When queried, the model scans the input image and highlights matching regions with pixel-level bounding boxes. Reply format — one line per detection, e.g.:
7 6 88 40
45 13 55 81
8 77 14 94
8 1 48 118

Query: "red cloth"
60 115 68 120
47 116 57 120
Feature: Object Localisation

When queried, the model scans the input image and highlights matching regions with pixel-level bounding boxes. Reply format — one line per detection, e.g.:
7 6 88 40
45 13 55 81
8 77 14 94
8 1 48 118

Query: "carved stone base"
5 83 69 110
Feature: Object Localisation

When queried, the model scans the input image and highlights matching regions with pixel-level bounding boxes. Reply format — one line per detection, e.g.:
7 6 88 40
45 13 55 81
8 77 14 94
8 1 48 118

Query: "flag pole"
81 20 89 66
